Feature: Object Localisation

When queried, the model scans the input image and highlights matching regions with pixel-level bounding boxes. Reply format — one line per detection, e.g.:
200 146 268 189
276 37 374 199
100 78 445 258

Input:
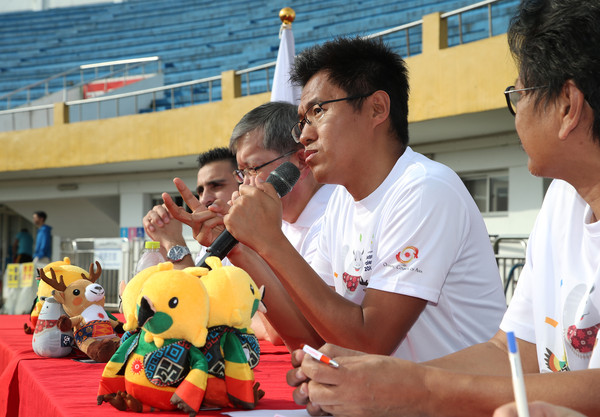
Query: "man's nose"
299 123 316 146
200 192 214 208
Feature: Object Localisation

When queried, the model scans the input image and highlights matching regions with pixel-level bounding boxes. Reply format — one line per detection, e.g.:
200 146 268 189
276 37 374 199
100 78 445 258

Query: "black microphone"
197 161 301 268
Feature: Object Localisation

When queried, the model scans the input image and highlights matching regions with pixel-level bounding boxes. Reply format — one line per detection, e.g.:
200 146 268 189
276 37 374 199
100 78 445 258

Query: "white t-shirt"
195 184 336 265
312 147 506 361
501 180 600 372
282 184 337 263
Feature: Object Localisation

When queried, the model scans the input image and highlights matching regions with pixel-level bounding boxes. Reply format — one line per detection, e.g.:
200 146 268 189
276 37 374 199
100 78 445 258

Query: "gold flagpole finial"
279 7 296 25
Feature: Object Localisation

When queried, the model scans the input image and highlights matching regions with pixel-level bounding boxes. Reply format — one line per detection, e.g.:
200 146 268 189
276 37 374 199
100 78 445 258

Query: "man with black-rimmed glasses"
221 36 506 362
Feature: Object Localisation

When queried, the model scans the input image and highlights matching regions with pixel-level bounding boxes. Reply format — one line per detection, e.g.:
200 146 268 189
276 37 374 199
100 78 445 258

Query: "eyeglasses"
290 92 375 142
233 149 296 182
504 85 546 116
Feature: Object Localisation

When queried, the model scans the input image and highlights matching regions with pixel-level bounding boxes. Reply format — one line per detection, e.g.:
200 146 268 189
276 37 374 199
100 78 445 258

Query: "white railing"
67 74 221 122
0 56 161 110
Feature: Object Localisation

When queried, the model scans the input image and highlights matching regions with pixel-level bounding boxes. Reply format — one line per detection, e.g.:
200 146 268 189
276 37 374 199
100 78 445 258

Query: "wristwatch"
166 245 191 262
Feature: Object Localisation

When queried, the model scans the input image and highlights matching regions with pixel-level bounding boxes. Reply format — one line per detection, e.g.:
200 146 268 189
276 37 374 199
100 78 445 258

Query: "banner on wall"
2 262 37 314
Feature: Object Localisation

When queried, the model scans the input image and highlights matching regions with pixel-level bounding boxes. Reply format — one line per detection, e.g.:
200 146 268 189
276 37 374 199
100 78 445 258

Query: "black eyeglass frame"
504 85 546 116
233 149 296 182
290 91 376 142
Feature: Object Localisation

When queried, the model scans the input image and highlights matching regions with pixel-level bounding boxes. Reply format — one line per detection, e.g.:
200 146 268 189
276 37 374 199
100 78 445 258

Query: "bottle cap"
144 241 160 250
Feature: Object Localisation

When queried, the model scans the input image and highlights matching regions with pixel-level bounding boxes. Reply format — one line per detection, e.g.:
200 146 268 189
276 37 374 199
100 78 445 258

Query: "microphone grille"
267 161 301 197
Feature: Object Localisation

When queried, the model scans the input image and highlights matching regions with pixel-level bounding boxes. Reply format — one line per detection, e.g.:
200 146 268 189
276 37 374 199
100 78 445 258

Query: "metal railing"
67 74 221 121
441 0 505 45
0 103 54 131
0 0 513 130
491 235 528 303
57 237 201 310
236 62 276 97
365 19 424 57
59 238 142 310
0 56 161 110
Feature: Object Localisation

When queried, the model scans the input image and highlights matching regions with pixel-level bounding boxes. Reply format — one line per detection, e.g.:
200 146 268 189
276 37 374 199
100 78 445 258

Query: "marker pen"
302 344 340 368
506 331 530 417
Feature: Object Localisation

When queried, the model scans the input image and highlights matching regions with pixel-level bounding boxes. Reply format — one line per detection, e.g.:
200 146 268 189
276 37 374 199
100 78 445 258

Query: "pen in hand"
506 331 530 417
302 344 340 368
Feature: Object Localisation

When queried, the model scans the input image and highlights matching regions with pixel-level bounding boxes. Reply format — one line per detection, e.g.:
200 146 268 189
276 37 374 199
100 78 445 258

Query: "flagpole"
271 7 301 105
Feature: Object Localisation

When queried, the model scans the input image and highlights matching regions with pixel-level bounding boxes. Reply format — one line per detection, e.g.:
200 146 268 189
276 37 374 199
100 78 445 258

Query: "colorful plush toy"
31 295 73 357
24 257 83 334
199 257 266 409
39 261 122 363
98 262 211 415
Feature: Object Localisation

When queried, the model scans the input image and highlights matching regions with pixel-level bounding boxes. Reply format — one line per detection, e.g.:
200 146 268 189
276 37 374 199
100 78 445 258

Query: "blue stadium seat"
0 0 520 111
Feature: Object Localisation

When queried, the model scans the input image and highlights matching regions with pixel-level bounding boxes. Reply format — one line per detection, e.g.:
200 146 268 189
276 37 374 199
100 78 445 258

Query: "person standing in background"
13 228 33 263
32 211 52 265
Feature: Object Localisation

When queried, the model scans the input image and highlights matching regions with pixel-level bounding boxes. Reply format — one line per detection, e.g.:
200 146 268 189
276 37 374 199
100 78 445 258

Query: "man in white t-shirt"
311 147 505 360
162 102 335 349
286 2 600 416
219 35 506 361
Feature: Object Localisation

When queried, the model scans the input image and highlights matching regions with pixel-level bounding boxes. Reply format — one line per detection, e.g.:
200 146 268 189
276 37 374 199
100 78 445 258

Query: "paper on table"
222 409 310 417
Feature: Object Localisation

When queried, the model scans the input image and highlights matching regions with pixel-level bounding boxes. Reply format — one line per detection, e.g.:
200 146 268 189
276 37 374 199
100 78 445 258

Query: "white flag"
271 24 301 104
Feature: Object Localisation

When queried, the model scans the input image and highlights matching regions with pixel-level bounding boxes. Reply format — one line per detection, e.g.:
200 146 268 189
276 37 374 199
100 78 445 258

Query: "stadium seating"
0 0 519 110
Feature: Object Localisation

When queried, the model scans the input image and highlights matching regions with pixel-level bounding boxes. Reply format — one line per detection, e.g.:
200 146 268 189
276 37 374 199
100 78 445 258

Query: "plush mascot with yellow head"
198 257 266 409
98 262 210 415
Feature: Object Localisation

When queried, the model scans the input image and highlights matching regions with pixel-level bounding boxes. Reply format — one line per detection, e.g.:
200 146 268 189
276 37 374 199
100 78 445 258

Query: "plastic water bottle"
134 241 165 274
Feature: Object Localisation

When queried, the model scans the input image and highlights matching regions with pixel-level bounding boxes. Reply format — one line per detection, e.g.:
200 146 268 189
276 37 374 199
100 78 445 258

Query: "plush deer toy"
39 261 121 362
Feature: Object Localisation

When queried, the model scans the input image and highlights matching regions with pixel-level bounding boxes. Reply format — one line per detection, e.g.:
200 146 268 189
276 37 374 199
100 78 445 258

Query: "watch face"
168 246 190 261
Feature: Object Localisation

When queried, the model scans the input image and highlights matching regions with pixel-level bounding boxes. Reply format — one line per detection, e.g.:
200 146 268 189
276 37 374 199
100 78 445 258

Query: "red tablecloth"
0 315 301 417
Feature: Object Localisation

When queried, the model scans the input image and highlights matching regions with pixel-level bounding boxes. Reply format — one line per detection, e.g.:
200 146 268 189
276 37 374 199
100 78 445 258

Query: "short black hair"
196 147 236 171
290 36 409 146
508 0 600 142
34 211 47 221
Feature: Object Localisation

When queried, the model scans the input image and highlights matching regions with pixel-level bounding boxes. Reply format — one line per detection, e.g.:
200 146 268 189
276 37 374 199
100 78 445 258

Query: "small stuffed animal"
39 261 122 363
24 257 84 334
31 296 73 357
198 257 266 409
98 262 210 415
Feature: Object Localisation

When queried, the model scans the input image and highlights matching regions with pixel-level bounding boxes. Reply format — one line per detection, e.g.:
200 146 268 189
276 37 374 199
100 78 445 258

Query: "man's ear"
558 80 587 141
369 90 391 128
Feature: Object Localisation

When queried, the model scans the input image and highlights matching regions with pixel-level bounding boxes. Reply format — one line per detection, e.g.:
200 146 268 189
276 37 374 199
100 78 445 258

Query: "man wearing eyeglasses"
220 35 507 362
226 101 337 345
229 102 336 264
161 102 337 347
282 1 600 416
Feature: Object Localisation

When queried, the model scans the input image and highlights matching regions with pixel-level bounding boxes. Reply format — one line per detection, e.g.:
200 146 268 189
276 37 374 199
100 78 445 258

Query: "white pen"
302 344 340 368
507 331 530 417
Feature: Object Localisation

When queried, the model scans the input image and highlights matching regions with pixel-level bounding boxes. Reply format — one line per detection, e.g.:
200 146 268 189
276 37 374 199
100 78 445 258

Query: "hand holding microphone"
197 161 301 268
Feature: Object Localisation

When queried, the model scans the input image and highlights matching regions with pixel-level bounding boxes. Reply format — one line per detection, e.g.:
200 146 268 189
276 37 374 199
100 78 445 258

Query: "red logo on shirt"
342 273 360 292
396 246 419 264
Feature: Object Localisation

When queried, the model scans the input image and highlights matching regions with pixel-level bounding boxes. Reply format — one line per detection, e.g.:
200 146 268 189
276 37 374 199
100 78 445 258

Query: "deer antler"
39 268 67 292
86 261 102 283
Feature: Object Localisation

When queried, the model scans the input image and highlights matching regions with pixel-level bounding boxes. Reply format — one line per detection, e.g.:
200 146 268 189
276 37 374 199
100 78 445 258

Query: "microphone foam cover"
267 161 301 197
